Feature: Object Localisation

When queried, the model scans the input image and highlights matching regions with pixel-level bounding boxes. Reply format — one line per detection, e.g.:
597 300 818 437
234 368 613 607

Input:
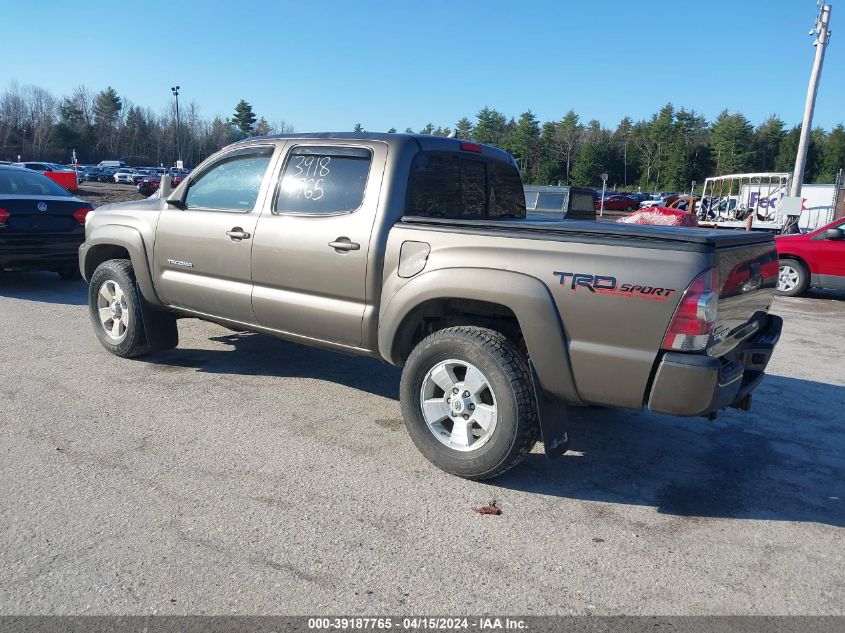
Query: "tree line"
2 81 843 189
0 83 292 167
370 105 845 191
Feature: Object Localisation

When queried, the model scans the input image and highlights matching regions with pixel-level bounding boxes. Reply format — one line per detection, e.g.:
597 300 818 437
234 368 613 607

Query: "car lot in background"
0 165 92 278
776 216 845 295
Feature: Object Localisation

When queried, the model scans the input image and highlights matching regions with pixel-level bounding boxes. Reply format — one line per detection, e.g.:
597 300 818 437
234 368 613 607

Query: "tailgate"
709 240 778 357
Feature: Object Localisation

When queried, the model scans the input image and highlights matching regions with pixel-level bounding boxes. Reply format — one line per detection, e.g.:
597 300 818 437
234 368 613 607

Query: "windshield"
0 169 74 197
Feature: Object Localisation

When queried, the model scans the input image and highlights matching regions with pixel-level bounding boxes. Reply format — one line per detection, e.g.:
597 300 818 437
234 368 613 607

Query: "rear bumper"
0 235 84 271
647 314 783 417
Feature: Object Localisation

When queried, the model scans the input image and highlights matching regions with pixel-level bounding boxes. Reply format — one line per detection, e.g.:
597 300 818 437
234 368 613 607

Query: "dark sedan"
0 166 93 279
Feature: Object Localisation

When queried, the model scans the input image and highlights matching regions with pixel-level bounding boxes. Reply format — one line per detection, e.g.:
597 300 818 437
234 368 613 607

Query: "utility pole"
791 3 832 197
171 85 181 167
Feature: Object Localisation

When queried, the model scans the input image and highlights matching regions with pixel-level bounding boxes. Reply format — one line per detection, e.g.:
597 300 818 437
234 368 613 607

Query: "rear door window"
274 146 372 215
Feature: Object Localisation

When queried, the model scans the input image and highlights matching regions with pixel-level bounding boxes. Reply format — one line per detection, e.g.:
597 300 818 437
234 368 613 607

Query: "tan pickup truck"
79 133 782 479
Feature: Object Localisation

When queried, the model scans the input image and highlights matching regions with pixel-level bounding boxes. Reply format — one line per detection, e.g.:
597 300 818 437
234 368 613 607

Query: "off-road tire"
88 259 150 358
400 326 539 480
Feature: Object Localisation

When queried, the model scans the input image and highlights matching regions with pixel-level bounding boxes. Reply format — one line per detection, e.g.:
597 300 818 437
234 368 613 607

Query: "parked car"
97 168 118 182
98 160 126 168
0 165 93 279
11 162 79 191
82 167 102 182
775 216 845 295
131 169 154 185
137 176 160 196
595 194 639 212
113 168 134 184
80 132 782 480
640 193 681 209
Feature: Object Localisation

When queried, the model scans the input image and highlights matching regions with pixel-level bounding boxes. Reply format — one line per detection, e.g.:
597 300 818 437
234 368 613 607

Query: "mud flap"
139 294 178 352
529 360 569 459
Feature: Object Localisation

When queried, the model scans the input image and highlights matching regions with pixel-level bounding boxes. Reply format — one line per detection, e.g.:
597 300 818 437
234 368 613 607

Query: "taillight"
73 207 92 224
0 208 9 223
460 141 483 153
661 267 720 352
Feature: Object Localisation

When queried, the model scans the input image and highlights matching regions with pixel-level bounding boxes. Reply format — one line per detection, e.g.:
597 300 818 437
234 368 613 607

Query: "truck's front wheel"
88 259 150 358
400 326 539 480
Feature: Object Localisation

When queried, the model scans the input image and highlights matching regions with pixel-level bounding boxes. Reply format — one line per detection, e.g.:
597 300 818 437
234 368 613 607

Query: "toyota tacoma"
79 133 782 479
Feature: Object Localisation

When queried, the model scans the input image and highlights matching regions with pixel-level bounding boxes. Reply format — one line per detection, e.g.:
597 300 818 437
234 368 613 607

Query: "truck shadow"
148 331 844 527
801 288 845 301
495 375 845 527
0 271 88 306
144 330 401 401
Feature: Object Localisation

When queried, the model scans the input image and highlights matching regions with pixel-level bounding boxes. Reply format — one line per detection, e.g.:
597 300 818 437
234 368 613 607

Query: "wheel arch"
379 268 582 405
81 225 162 308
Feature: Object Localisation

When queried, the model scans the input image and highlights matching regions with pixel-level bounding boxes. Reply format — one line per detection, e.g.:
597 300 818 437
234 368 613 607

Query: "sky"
3 0 843 132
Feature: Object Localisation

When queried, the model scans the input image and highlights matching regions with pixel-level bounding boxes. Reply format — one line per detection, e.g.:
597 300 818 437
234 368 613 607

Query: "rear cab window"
406 152 525 219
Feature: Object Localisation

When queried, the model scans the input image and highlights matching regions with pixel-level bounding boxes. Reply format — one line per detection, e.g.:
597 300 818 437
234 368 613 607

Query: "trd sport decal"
552 272 676 301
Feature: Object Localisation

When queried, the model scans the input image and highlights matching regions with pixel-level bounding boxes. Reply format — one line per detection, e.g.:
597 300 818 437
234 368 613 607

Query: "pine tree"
387 127 397 134
253 117 271 136
472 107 507 146
753 115 786 172
502 111 541 180
454 117 473 139
232 100 257 136
93 87 122 127
709 110 754 175
818 123 845 182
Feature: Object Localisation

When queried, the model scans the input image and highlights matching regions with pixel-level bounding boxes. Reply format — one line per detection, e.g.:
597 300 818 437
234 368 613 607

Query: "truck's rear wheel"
776 258 809 296
399 326 539 480
88 259 150 358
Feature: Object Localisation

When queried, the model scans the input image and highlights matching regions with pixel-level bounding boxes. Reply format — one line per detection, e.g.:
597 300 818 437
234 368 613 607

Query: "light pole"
171 85 181 167
791 4 832 197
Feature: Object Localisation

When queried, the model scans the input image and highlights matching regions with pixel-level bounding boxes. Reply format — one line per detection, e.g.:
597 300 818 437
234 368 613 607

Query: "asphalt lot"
0 273 843 615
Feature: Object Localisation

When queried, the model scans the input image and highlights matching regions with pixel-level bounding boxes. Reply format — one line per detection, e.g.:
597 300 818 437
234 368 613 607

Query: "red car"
137 175 182 197
595 194 638 212
775 216 845 295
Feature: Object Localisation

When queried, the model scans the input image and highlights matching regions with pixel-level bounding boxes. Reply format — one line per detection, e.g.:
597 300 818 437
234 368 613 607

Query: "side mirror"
165 197 186 210
825 227 844 240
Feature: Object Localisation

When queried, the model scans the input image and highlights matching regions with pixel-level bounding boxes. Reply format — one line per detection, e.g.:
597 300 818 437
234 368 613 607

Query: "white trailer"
698 172 835 233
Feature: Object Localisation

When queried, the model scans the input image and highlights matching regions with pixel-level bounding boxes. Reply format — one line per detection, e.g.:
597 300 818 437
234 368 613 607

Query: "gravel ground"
77 181 146 207
0 275 842 615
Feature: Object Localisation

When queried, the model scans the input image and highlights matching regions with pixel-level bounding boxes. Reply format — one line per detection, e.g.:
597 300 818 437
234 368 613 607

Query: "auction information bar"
1 617 843 633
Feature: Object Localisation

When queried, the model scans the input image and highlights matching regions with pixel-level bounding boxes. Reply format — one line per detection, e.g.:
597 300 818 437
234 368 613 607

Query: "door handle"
328 237 360 252
226 228 251 241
